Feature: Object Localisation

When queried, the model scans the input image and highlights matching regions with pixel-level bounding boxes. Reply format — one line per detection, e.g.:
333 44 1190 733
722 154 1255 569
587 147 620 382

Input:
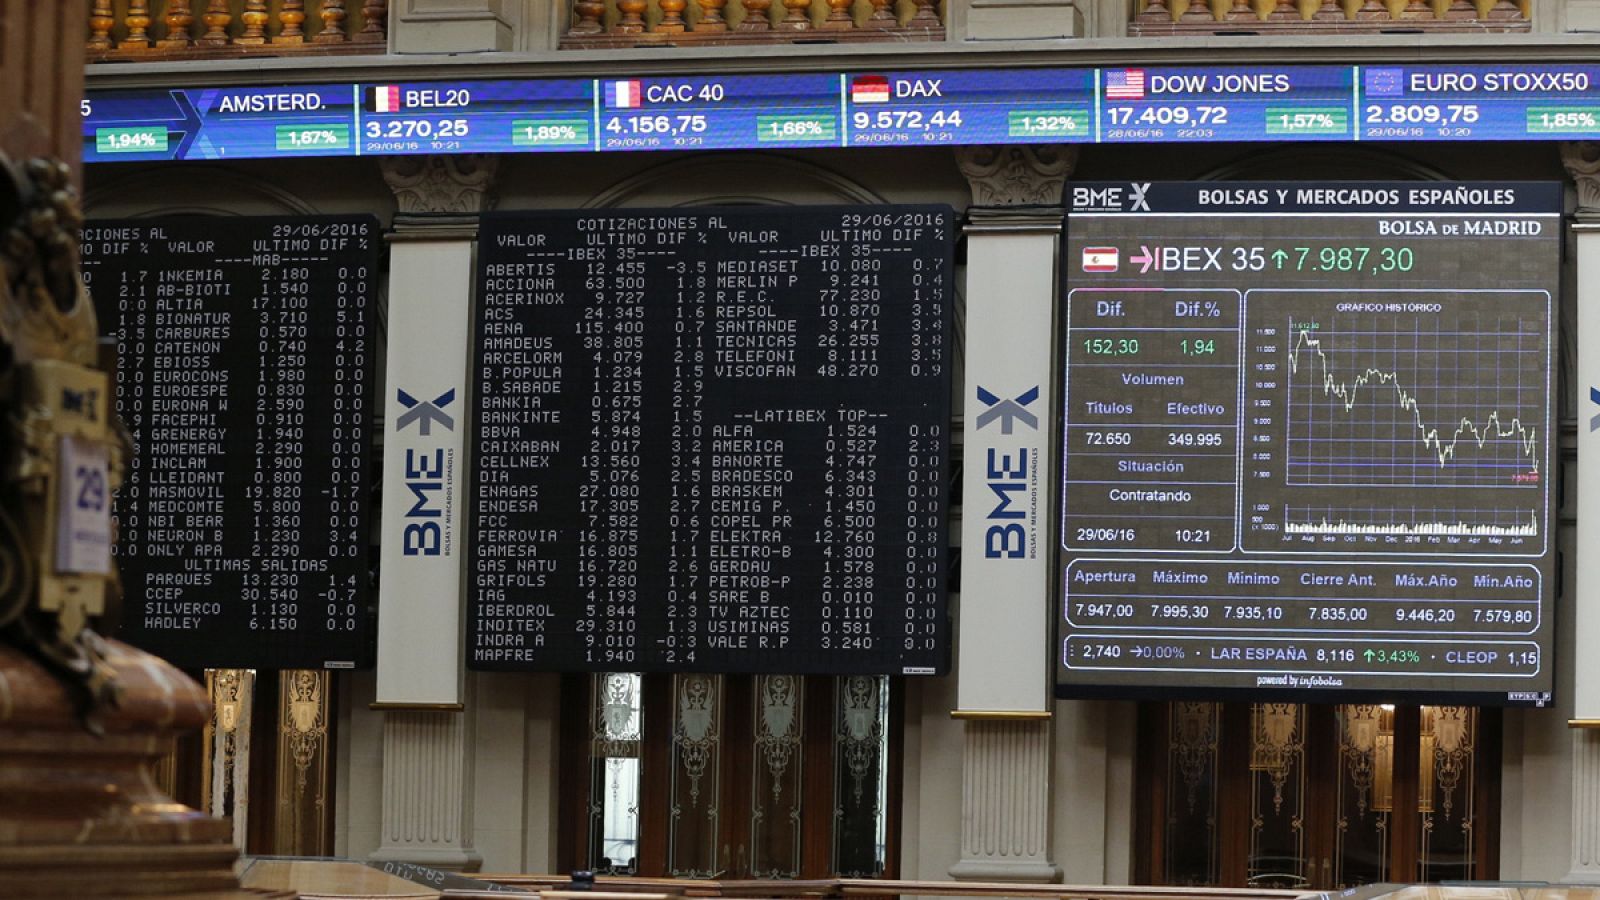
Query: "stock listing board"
81 63 1600 163
467 207 951 674
84 217 378 669
1058 183 1558 705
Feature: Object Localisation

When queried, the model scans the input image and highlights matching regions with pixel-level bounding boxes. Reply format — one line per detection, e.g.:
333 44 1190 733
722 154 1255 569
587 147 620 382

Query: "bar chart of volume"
1242 290 1551 556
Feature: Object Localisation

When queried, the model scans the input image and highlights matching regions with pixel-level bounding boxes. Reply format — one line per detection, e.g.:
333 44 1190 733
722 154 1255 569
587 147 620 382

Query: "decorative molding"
1563 142 1600 217
202 668 254 850
379 154 498 219
1569 728 1600 881
276 669 332 855
949 719 1060 883
370 705 482 871
954 145 1077 208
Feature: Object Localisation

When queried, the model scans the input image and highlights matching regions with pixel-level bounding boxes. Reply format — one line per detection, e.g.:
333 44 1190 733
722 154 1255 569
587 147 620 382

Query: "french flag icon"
607 80 643 109
372 85 401 113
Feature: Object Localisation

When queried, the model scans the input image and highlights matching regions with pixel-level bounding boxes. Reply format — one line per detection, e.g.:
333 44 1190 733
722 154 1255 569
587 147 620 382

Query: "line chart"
1283 305 1546 489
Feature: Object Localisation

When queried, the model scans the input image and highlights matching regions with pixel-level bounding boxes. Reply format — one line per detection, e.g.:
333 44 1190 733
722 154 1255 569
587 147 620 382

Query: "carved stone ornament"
380 153 499 216
955 145 1078 208
1562 141 1600 215
0 153 128 731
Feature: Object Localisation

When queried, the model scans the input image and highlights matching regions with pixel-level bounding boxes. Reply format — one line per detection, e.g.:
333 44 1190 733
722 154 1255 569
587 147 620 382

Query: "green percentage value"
1008 108 1090 139
757 115 837 142
96 126 168 154
1180 338 1216 356
275 124 349 150
1363 648 1422 664
1527 106 1600 134
512 119 590 147
1265 107 1348 136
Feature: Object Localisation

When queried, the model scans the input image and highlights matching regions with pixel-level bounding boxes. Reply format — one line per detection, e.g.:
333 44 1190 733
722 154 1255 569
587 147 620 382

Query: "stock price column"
469 207 952 674
82 216 379 669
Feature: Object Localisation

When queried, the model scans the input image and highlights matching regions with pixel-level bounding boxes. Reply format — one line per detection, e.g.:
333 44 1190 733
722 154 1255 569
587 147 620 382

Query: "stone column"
1565 141 1600 882
948 146 1074 883
368 154 498 872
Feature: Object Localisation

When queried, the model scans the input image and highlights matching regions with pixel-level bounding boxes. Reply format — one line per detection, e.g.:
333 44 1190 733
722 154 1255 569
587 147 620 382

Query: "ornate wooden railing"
560 0 945 48
1129 0 1528 34
87 0 387 61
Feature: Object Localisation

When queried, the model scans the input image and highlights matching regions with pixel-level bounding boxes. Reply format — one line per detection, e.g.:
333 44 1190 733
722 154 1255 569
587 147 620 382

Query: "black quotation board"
468 206 953 674
82 216 379 669
1058 182 1560 705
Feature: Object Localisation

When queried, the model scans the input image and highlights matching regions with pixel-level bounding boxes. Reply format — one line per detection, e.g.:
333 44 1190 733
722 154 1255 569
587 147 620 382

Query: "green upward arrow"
1363 649 1375 662
1271 249 1288 268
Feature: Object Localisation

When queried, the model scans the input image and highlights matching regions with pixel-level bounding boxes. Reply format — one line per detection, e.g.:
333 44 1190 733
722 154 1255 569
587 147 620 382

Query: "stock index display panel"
468 207 952 674
1058 183 1558 705
84 216 379 669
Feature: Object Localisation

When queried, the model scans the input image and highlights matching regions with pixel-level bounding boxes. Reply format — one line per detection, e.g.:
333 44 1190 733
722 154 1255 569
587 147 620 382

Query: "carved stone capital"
1562 142 1600 218
955 145 1077 209
380 154 499 226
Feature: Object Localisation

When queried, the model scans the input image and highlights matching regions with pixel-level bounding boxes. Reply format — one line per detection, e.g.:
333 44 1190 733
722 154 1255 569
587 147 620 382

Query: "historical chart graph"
1261 290 1549 549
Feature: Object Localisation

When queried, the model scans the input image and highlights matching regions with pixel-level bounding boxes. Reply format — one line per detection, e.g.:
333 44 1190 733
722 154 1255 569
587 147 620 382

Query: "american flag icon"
1105 69 1146 101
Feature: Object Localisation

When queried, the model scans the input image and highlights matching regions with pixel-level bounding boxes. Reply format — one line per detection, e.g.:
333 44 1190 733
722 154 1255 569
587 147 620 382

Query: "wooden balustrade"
560 0 944 48
1129 0 1528 33
87 0 387 60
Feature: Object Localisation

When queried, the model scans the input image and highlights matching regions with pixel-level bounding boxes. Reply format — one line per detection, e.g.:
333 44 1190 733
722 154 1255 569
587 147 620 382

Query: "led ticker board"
1058 182 1558 705
844 69 1094 146
1360 64 1600 140
83 62 1600 163
1099 66 1355 142
83 216 379 670
467 206 952 674
362 80 592 155
598 74 841 150
85 84 357 160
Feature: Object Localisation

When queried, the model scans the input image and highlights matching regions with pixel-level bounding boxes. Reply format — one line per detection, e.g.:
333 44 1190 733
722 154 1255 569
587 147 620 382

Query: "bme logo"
397 387 456 557
975 386 1039 433
976 385 1039 560
396 388 455 435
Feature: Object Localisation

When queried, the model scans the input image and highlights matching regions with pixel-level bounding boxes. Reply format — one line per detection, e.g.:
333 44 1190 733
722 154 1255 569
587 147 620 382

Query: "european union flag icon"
1365 68 1405 97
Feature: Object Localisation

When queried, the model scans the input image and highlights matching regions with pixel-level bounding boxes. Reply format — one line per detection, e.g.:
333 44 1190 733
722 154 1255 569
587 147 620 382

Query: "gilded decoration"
1250 703 1303 815
1172 701 1218 813
282 669 327 790
674 673 720 804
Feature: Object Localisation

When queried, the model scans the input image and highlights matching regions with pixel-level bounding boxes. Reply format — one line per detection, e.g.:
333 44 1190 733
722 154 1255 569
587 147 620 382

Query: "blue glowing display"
81 63 1600 164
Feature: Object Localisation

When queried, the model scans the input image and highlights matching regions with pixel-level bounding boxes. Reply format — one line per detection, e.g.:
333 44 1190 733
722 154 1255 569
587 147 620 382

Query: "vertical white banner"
957 226 1060 713
1576 225 1600 721
376 239 473 706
